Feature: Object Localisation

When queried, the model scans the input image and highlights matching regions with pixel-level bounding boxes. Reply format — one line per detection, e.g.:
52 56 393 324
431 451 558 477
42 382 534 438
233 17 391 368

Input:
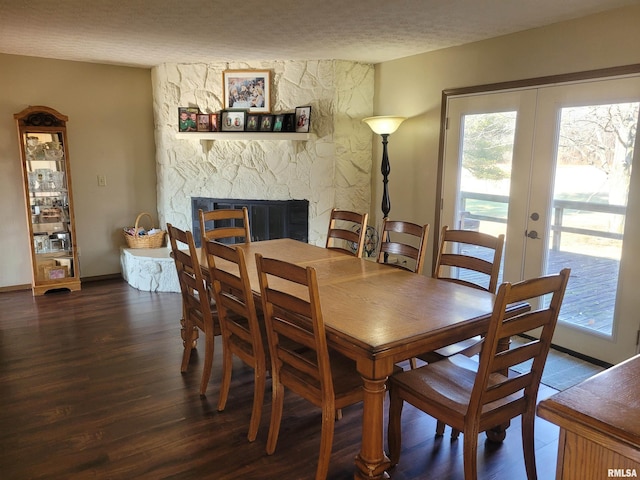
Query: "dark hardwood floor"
0 279 560 479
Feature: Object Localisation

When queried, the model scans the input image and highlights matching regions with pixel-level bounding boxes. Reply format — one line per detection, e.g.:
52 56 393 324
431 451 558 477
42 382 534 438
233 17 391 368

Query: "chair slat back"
256 253 333 401
167 223 213 331
325 208 369 257
205 240 263 361
377 219 429 274
433 225 505 293
199 207 251 246
468 268 571 427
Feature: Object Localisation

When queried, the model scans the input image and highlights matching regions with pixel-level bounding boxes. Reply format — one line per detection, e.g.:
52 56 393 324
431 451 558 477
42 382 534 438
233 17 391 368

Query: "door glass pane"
457 111 516 286
547 102 639 336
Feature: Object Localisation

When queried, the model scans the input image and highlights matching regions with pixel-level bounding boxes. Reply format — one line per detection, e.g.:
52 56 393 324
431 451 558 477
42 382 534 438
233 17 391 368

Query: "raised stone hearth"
120 247 179 292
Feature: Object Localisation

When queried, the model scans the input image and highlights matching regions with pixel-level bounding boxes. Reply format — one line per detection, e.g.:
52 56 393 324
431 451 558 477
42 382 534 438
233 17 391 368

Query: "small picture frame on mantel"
273 114 284 132
196 113 211 132
259 114 274 132
283 113 296 132
246 114 260 132
178 107 199 132
295 106 311 133
220 110 247 132
210 112 220 132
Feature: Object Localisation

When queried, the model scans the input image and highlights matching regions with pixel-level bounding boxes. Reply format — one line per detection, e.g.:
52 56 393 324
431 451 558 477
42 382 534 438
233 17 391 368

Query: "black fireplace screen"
191 197 309 247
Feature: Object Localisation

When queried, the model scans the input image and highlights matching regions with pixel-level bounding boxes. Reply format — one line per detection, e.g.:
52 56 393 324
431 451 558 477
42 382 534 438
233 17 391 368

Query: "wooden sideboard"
537 354 640 480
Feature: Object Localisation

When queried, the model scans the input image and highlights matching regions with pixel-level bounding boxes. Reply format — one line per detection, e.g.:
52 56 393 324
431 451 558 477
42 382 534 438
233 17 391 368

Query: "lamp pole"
380 133 391 219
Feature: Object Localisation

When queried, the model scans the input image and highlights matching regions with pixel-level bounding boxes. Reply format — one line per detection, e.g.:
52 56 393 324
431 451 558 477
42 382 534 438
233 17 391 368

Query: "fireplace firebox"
191 197 309 247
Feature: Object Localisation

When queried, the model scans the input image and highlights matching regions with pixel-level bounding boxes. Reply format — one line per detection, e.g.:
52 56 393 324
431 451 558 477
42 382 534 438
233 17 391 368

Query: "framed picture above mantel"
223 69 271 113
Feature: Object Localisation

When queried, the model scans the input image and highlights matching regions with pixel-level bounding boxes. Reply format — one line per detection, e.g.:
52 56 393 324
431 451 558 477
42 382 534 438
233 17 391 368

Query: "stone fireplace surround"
151 60 376 247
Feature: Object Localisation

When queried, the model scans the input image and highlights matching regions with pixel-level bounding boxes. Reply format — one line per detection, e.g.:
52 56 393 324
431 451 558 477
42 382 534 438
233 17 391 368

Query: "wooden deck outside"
456 247 618 336
547 249 618 335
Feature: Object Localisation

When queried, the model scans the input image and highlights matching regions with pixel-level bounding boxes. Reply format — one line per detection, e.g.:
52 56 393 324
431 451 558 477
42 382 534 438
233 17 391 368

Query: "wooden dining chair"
388 268 571 480
418 225 506 435
376 218 429 274
167 223 221 396
433 225 505 293
420 226 506 364
198 207 251 326
325 208 369 257
198 207 251 246
204 240 267 442
255 253 364 480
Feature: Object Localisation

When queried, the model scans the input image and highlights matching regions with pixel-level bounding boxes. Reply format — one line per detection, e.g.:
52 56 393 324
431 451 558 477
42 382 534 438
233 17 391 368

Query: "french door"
441 75 640 364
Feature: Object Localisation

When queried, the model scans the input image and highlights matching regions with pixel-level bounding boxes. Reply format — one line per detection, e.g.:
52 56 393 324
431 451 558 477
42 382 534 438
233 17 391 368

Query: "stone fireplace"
122 60 375 294
151 60 376 246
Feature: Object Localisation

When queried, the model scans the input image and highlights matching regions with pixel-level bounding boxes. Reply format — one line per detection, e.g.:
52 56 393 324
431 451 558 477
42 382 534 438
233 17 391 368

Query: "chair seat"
392 355 474 426
392 354 521 430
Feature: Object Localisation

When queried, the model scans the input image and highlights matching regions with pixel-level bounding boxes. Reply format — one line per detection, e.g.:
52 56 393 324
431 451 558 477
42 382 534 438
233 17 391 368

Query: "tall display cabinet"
15 106 81 295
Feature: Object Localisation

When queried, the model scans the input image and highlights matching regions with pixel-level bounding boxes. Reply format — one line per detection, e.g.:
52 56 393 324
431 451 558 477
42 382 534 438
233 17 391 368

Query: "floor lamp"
363 115 406 262
363 115 406 219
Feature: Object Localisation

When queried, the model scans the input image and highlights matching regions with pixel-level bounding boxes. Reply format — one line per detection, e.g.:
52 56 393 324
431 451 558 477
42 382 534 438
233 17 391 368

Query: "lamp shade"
362 116 406 135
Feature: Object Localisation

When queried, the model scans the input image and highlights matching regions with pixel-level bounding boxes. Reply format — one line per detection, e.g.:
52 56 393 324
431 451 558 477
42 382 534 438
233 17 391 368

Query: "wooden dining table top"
198 238 503 362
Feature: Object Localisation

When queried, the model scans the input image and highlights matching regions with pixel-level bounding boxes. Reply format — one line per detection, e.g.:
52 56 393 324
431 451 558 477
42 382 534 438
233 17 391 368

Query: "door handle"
526 230 539 239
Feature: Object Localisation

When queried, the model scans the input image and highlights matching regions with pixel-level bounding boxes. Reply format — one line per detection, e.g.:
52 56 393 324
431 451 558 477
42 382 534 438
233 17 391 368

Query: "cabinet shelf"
176 132 309 141
30 189 68 195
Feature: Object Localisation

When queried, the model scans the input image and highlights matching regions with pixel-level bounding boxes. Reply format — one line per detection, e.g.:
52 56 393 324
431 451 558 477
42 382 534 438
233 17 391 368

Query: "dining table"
198 238 527 479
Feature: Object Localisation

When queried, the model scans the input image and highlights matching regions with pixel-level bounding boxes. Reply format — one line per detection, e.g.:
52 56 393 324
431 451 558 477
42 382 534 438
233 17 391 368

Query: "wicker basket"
123 212 165 248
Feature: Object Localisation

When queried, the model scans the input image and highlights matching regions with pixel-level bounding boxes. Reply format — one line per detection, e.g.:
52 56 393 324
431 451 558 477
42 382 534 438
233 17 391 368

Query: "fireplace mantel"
176 132 309 141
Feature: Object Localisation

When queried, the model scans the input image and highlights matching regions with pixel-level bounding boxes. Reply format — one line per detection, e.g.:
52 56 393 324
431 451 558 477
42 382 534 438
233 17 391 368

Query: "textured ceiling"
0 0 637 68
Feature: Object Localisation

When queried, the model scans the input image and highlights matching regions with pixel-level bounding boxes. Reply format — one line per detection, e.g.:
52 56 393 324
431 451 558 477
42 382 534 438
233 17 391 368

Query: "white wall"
152 60 374 246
